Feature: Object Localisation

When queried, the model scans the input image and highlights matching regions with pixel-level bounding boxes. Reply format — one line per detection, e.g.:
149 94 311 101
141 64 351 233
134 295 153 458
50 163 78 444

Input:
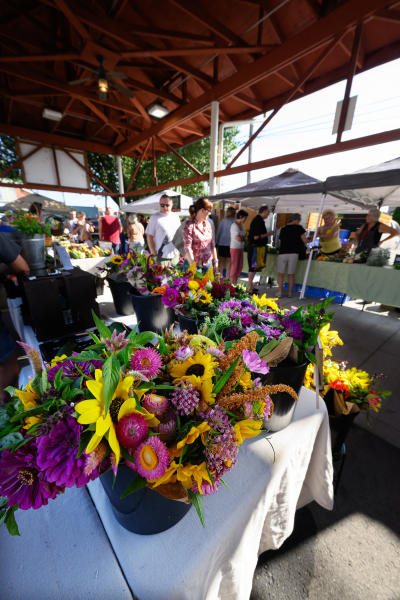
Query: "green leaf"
91 309 112 340
77 429 93 458
212 356 239 395
102 355 121 416
5 506 20 536
258 339 280 359
71 351 103 362
157 336 168 356
88 332 101 344
132 331 157 347
127 326 138 341
39 368 48 395
54 366 64 390
187 490 205 527
120 474 147 499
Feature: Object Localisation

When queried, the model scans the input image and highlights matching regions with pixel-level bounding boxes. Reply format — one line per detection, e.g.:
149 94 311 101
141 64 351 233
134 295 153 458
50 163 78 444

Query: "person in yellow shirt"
317 209 342 255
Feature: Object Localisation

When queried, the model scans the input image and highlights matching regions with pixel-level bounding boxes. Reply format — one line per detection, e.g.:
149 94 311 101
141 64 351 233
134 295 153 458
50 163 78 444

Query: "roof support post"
116 155 124 208
209 100 219 196
336 23 363 143
300 193 326 299
126 139 152 194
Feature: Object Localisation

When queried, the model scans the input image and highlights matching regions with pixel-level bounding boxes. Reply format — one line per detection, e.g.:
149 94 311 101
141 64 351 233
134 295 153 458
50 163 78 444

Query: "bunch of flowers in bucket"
102 250 173 294
153 263 247 315
0 314 297 535
204 295 335 368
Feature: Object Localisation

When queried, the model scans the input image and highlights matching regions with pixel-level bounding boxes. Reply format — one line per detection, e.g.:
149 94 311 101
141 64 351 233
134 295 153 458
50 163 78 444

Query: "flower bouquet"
0 314 295 536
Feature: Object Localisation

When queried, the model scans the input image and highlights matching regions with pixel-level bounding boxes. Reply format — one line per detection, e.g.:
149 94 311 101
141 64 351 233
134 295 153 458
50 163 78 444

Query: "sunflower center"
110 396 125 424
139 445 158 470
18 468 36 485
186 364 205 377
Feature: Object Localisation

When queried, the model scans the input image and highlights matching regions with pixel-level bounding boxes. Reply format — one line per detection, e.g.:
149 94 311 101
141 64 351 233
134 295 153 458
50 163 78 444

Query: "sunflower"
170 351 216 381
75 370 158 466
252 293 280 312
110 255 123 265
194 289 213 304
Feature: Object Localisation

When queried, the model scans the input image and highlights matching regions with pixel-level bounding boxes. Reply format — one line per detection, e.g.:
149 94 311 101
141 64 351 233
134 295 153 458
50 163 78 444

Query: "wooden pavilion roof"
0 0 400 164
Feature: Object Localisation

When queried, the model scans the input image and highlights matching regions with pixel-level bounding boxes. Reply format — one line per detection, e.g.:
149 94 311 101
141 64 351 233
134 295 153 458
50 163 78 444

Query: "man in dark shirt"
247 205 273 293
277 213 307 298
0 233 30 402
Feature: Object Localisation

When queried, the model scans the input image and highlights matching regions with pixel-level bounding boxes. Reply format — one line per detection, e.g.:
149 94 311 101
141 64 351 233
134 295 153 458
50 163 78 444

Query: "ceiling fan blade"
108 71 127 80
110 80 134 97
68 77 95 85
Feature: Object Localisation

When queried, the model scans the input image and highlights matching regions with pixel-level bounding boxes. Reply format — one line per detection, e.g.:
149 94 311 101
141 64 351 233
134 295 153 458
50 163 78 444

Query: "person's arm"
320 224 339 241
118 218 123 234
10 254 29 274
378 223 399 245
183 222 195 263
300 233 308 246
98 218 103 241
146 234 157 255
349 225 363 242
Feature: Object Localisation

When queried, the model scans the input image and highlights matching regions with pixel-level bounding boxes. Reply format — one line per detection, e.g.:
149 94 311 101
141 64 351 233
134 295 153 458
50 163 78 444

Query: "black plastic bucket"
177 313 199 334
262 361 308 432
100 466 191 534
130 292 175 333
108 277 134 316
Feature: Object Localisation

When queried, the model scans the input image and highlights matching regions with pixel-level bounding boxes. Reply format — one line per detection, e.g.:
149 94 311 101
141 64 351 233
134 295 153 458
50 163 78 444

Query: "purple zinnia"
170 382 200 416
36 413 97 488
162 287 180 308
281 318 303 341
259 324 282 340
130 348 162 379
173 277 189 291
219 299 241 311
242 350 269 375
0 441 63 510
238 312 254 327
47 358 102 384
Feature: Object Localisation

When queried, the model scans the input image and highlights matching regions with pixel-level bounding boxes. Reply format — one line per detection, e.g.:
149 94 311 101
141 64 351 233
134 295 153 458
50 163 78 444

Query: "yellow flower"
319 324 343 357
14 381 40 429
49 354 68 367
75 370 158 466
110 255 123 265
176 462 212 493
239 370 252 389
303 363 315 390
170 351 217 381
176 422 211 450
234 419 263 445
194 289 212 304
252 293 279 312
151 461 179 487
188 280 200 291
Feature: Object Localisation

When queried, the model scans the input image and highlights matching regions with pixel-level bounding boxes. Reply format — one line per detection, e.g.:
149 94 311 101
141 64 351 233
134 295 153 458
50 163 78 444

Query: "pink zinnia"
162 287 180 308
242 349 269 375
130 347 162 379
133 437 170 480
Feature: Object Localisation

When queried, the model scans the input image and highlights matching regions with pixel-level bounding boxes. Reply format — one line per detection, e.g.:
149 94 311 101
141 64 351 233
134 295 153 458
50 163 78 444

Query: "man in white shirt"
145 194 181 266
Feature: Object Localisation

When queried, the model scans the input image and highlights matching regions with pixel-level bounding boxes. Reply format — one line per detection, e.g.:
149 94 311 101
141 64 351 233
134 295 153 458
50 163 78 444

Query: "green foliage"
187 489 205 527
392 207 400 225
10 212 51 236
87 128 239 199
0 135 22 183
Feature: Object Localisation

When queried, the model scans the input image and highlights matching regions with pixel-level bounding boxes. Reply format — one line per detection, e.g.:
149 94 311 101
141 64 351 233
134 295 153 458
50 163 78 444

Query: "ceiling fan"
68 55 133 101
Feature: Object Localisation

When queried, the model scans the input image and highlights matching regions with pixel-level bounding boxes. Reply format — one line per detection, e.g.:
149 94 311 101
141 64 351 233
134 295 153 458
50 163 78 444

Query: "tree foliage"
0 135 23 182
88 128 239 199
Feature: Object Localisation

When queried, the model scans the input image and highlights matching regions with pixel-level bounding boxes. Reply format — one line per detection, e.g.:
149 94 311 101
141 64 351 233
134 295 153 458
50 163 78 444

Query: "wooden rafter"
121 45 276 58
62 148 114 195
126 138 152 192
0 143 43 180
156 135 202 175
53 0 90 41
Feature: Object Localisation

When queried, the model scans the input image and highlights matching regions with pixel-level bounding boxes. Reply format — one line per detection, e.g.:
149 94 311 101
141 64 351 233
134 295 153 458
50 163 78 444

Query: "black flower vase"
108 277 134 316
100 466 191 534
177 312 200 335
130 292 175 334
262 360 308 432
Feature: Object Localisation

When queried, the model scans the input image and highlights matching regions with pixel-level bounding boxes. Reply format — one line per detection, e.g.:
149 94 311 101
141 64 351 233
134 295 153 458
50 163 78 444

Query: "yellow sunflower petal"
177 422 210 449
234 419 262 445
95 414 111 437
75 399 99 414
118 397 137 420
151 462 179 487
85 432 103 455
107 424 120 465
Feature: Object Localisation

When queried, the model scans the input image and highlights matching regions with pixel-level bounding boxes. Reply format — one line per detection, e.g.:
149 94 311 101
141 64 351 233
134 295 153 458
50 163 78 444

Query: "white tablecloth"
88 387 334 600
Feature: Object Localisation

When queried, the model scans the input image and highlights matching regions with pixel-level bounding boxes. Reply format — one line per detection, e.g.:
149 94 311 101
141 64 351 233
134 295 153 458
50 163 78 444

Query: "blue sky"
220 57 400 192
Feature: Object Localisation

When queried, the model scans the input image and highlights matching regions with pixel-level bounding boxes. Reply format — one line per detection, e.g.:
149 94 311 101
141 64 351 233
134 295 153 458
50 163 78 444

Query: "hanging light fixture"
146 99 169 119
97 57 109 100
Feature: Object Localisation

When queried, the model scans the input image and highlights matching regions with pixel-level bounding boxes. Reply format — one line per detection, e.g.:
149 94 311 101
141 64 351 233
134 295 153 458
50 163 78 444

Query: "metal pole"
116 155 124 208
247 123 254 185
209 101 219 197
300 193 326 299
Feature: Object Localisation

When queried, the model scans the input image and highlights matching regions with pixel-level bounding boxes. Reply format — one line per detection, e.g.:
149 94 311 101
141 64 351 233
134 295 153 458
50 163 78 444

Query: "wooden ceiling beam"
53 0 91 41
168 0 249 46
0 122 114 154
0 52 79 63
156 135 202 174
374 8 400 23
336 23 363 143
126 138 151 192
119 0 388 155
120 45 276 58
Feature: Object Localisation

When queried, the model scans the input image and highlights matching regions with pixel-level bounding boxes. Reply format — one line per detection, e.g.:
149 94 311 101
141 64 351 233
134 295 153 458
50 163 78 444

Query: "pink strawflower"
116 414 148 449
133 437 170 480
242 349 269 375
142 393 171 417
130 347 162 379
192 479 220 495
175 345 194 361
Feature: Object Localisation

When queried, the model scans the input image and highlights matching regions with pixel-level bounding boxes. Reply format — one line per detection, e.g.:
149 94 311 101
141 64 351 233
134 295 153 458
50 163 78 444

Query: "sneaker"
287 294 293 298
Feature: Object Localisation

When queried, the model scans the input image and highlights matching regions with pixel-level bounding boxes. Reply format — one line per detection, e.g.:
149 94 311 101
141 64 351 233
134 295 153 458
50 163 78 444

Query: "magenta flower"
142 393 170 417
116 413 148 449
263 395 273 420
191 479 220 495
47 358 102 384
0 441 63 510
162 287 180 308
133 437 170 480
130 347 162 379
242 350 269 375
157 413 177 441
170 383 200 416
102 329 128 352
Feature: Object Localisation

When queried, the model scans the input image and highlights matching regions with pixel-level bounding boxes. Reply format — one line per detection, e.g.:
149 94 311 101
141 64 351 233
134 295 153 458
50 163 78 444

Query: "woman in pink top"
99 207 123 253
183 197 218 272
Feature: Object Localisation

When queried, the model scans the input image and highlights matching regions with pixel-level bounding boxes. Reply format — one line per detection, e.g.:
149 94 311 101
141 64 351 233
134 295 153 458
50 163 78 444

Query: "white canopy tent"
121 189 193 216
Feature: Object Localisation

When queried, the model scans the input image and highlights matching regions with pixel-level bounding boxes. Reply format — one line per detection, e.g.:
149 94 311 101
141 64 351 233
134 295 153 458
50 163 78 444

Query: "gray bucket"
20 234 46 273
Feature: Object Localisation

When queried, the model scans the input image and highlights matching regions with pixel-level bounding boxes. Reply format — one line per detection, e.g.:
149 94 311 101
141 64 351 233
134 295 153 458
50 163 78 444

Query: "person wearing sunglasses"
146 194 181 266
182 197 218 273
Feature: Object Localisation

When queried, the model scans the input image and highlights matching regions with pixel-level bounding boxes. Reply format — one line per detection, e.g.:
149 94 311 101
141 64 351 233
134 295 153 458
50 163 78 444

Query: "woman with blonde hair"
317 209 342 255
127 213 145 254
